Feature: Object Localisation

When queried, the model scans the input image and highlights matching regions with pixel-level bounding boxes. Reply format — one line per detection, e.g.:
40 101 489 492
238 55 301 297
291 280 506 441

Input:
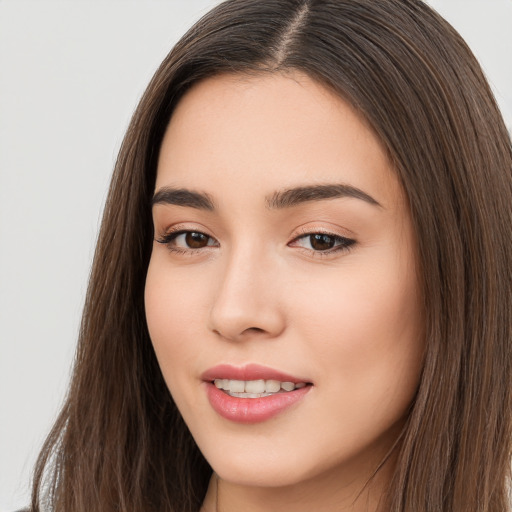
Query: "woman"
30 0 512 511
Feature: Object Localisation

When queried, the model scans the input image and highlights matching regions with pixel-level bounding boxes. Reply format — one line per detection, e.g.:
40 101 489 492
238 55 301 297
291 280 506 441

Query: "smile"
202 364 313 423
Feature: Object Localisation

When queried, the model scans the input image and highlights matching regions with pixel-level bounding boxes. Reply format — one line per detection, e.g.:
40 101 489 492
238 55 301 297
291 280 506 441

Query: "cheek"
291 250 423 424
295 254 420 344
144 257 207 385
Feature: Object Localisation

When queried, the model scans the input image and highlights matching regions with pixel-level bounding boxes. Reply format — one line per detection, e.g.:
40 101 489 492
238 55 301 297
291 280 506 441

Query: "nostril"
212 326 267 342
244 327 265 334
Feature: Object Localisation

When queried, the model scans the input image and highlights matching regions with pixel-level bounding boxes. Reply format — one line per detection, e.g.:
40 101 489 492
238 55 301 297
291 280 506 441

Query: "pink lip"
201 363 310 384
202 364 312 424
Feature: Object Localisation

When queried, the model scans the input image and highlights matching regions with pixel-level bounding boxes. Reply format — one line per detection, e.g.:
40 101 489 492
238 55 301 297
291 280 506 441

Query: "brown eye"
156 230 218 252
185 232 210 248
290 232 356 254
309 234 335 251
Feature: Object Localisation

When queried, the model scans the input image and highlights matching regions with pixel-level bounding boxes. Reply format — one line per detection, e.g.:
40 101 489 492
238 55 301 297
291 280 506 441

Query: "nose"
208 246 285 342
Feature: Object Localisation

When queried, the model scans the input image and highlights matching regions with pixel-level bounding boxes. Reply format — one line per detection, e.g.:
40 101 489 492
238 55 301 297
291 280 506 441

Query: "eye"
290 232 355 253
179 231 212 249
156 230 218 252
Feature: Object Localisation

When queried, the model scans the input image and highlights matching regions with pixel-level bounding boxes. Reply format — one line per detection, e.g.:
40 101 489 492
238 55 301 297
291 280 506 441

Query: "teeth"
265 379 280 393
213 378 308 395
281 382 295 391
229 392 274 398
229 380 245 393
244 379 265 393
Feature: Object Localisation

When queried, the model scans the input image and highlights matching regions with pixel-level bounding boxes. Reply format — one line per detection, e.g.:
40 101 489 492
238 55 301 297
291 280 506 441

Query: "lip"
202 364 312 424
201 363 310 384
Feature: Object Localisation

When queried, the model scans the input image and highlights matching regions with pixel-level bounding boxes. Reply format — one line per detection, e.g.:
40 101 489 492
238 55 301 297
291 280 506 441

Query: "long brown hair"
31 1 512 511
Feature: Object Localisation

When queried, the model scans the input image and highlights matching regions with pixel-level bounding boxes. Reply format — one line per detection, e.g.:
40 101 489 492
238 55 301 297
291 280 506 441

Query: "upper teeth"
214 379 306 394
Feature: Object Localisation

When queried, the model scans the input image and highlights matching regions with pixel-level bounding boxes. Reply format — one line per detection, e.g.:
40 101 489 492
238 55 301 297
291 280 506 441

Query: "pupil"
310 234 334 251
186 232 208 248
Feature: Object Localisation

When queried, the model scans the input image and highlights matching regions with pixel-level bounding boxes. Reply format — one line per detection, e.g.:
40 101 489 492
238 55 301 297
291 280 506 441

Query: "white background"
1 1 511 510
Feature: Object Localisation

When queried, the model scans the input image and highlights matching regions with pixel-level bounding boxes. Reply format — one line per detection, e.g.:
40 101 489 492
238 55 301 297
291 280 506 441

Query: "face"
145 72 424 491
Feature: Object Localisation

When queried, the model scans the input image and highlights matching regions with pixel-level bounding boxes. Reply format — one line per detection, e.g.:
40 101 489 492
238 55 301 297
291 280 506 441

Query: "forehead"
156 72 403 210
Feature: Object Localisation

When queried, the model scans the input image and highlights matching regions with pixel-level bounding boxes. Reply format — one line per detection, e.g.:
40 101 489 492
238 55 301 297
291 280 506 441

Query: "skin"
145 72 425 512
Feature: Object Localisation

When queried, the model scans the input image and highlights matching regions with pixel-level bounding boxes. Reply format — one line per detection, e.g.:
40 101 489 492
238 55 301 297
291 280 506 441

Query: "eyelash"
156 229 219 255
290 229 356 256
155 228 356 257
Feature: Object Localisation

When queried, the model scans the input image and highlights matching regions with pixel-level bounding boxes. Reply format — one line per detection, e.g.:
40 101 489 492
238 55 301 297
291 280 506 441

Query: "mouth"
212 378 309 398
202 364 313 423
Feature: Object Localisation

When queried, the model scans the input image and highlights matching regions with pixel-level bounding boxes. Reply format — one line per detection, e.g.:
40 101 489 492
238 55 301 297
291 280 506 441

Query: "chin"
194 433 355 491
193 434 309 487
212 458 310 489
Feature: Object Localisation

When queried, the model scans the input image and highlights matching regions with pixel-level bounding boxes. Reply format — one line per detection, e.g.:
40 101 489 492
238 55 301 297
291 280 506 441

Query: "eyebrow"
151 183 381 211
266 183 382 209
151 187 215 211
